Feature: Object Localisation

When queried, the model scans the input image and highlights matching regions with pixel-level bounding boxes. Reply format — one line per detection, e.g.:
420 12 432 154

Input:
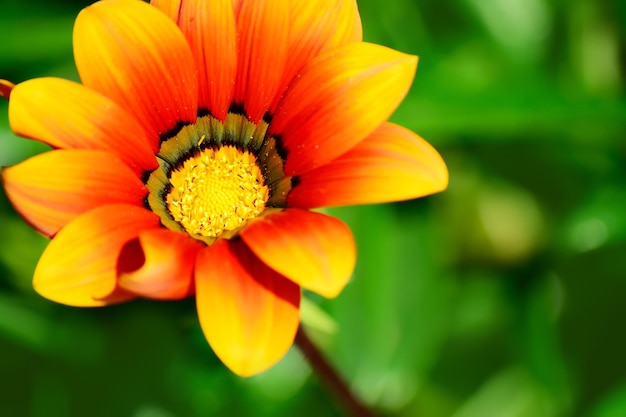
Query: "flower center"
166 146 268 238
145 113 291 245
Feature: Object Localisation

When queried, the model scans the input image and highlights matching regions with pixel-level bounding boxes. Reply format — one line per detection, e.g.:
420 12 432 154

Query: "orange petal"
33 204 161 307
231 0 243 17
241 209 355 298
233 0 289 122
8 78 157 174
118 228 203 300
150 0 236 121
150 0 183 22
269 0 362 110
288 122 449 208
178 0 237 121
0 79 14 100
195 239 300 376
270 42 418 176
74 0 198 142
2 150 148 237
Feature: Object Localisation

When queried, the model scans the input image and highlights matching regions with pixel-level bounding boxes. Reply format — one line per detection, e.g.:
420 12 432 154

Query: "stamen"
166 145 268 238
145 112 289 242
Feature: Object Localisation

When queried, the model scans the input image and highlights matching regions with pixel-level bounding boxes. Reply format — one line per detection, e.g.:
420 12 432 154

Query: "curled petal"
233 0 289 122
33 204 160 307
118 229 203 300
0 79 14 100
8 78 157 175
288 122 449 208
270 42 418 176
241 209 355 298
74 0 198 144
195 239 300 376
2 150 147 237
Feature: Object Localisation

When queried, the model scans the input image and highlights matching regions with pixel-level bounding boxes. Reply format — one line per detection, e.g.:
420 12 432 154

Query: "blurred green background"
1 0 625 416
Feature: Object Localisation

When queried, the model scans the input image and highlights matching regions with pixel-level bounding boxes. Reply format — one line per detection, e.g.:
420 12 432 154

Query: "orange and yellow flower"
0 0 447 376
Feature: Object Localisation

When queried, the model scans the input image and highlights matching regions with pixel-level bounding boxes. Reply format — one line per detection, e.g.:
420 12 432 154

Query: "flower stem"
295 326 379 417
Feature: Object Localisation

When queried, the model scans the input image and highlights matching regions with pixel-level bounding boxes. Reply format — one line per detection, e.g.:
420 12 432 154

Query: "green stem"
295 326 379 417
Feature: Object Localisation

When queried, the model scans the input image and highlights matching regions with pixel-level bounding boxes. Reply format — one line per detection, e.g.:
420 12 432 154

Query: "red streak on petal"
0 79 15 100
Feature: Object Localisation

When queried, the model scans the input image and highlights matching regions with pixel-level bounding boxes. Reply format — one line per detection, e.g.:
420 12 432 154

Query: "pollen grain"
166 146 268 238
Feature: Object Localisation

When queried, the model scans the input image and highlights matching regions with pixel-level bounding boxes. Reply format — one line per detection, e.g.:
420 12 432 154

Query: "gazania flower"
0 0 447 376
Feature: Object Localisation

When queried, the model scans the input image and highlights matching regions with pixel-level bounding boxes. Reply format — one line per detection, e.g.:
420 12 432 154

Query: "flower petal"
118 228 203 300
233 0 289 122
2 150 148 237
231 0 243 16
8 78 157 174
150 0 182 22
288 122 449 208
33 204 160 307
0 79 14 100
149 0 236 121
270 42 418 176
269 0 362 110
241 209 355 298
177 0 237 121
195 239 300 377
73 0 198 142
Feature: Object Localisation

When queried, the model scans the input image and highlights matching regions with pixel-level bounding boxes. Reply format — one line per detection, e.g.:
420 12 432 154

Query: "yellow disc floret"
166 145 268 238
